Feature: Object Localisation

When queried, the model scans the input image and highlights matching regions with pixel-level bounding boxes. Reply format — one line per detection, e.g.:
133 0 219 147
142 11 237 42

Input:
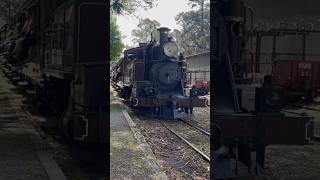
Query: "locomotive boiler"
112 27 207 119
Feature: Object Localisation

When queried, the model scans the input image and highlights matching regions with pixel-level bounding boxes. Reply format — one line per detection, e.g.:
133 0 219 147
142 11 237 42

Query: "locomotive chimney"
158 27 171 46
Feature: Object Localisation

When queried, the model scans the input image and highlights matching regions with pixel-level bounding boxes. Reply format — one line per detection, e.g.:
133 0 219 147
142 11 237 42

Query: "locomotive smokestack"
158 27 171 46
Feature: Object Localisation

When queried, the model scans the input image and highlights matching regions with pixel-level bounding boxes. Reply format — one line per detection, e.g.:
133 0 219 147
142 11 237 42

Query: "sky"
116 0 192 47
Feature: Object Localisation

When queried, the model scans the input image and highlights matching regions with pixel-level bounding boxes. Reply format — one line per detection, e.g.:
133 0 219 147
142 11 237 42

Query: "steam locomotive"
112 27 208 119
213 0 314 179
0 0 107 144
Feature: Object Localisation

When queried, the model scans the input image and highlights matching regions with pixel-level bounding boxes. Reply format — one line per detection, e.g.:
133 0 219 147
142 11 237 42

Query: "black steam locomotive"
112 27 207 119
213 0 314 179
0 0 107 144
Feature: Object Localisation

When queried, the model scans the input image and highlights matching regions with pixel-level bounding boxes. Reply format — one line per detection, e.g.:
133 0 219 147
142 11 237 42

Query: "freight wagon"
273 60 320 101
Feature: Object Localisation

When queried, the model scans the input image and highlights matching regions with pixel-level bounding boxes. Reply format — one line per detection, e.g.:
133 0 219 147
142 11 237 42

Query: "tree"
188 0 208 34
110 0 158 15
173 1 210 56
131 18 160 45
110 16 125 61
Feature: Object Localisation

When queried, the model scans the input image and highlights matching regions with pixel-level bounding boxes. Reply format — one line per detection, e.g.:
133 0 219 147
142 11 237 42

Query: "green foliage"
110 16 125 62
188 0 207 9
110 0 158 15
131 18 160 45
172 0 210 56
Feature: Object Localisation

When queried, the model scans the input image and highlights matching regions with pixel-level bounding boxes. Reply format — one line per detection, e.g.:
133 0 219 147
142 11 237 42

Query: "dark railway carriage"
112 27 208 119
1 0 107 144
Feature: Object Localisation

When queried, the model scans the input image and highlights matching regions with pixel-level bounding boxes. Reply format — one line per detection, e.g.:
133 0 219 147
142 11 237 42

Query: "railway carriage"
0 0 107 144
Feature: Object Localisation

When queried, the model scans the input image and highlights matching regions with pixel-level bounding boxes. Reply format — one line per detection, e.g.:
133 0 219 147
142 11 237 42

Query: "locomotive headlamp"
163 42 178 57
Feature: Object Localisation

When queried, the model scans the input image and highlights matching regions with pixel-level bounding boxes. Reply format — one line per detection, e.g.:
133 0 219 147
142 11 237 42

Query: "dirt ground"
256 143 320 180
256 101 320 180
188 107 210 131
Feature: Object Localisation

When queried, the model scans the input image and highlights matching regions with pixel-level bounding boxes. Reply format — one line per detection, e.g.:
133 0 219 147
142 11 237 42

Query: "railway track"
131 111 210 163
162 118 210 163
179 118 210 136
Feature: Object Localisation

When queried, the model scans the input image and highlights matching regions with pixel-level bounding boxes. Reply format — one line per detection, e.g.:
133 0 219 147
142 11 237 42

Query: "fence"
186 70 210 85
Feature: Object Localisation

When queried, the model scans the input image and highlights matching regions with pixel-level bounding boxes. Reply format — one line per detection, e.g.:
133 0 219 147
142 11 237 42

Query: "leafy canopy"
110 0 158 15
171 0 210 56
131 18 160 45
110 15 125 61
110 0 158 61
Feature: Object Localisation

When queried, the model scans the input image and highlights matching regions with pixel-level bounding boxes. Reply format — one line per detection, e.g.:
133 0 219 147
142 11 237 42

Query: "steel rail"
162 123 210 162
179 118 210 136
